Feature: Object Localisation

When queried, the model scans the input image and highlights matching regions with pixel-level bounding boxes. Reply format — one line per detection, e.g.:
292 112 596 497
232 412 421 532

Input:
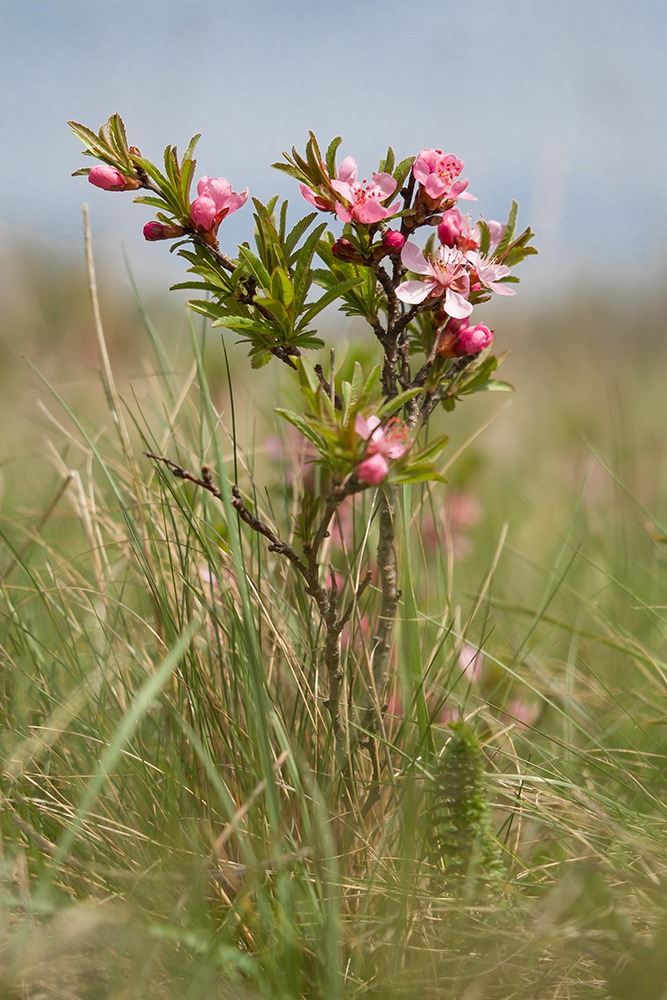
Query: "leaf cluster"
180 198 364 368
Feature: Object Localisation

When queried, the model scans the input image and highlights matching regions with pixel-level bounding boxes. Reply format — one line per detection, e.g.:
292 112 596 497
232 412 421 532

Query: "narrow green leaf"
325 136 343 177
495 200 518 256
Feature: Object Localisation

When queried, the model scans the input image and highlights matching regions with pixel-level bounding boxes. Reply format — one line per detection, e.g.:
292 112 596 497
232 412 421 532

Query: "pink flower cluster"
354 414 410 485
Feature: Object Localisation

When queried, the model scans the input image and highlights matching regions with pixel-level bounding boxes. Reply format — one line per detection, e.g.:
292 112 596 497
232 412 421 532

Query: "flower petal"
355 414 381 440
444 288 473 319
395 280 432 304
488 281 517 296
337 156 357 184
370 172 397 199
400 241 433 276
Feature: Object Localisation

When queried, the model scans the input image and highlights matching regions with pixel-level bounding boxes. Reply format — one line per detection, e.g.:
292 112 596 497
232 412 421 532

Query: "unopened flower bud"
438 209 462 247
383 230 405 254
331 238 366 264
143 221 186 242
357 453 389 485
88 165 140 191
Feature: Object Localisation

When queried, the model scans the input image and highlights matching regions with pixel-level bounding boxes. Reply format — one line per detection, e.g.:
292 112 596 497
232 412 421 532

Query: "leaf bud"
331 238 366 264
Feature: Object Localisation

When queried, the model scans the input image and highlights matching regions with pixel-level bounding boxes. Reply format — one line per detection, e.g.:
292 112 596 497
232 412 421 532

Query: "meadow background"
1 2 667 998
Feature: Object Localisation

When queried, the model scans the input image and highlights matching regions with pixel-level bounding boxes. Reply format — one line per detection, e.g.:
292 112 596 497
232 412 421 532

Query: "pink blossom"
396 242 472 318
190 174 248 239
143 221 186 241
88 165 140 191
504 699 539 730
465 251 516 296
331 156 400 224
438 209 480 251
413 149 476 203
458 643 484 682
355 414 410 485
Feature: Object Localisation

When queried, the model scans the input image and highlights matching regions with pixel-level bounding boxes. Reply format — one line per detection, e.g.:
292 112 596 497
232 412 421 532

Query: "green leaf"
295 357 321 395
275 408 326 450
478 220 491 257
293 221 328 311
470 379 514 393
132 194 173 211
238 245 272 289
325 136 343 177
411 433 449 463
393 155 415 190
212 316 276 336
298 276 364 327
376 387 423 419
285 212 317 258
378 146 395 175
393 464 447 484
270 267 295 309
495 200 518 256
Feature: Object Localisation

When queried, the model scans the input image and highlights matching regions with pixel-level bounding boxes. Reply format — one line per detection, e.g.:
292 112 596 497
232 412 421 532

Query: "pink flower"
458 643 484 682
465 251 516 296
88 165 140 191
190 174 248 241
504 698 539 730
355 414 410 485
413 149 476 203
396 242 472 318
438 209 480 251
331 156 401 224
143 221 186 241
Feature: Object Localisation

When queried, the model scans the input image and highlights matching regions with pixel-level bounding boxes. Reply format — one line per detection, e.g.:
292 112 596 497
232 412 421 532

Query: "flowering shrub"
70 115 536 746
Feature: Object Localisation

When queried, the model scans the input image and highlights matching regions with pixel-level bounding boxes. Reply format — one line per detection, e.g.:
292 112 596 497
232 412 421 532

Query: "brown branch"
145 452 222 498
314 365 344 410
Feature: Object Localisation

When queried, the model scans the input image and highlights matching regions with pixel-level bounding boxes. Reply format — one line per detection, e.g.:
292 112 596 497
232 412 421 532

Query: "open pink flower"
355 414 410 485
413 149 476 203
331 157 400 224
465 251 516 296
396 241 472 318
190 175 248 240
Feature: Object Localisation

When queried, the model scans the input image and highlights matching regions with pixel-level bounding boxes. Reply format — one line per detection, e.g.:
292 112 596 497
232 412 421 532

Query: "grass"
1 246 667 998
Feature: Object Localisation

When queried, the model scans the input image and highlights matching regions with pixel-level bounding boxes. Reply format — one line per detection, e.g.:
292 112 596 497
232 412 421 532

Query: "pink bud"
89 165 132 191
383 230 405 253
438 209 462 247
357 453 389 485
190 195 217 231
143 221 186 242
458 323 493 354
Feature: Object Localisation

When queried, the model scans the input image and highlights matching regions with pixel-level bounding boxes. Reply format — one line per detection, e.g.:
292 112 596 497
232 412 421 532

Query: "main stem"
371 485 400 703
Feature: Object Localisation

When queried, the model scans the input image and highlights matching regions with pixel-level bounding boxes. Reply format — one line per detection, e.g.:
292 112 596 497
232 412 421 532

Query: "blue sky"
1 0 666 294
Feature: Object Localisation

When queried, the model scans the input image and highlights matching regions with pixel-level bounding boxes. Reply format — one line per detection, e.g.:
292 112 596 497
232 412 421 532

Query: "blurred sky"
1 0 666 296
